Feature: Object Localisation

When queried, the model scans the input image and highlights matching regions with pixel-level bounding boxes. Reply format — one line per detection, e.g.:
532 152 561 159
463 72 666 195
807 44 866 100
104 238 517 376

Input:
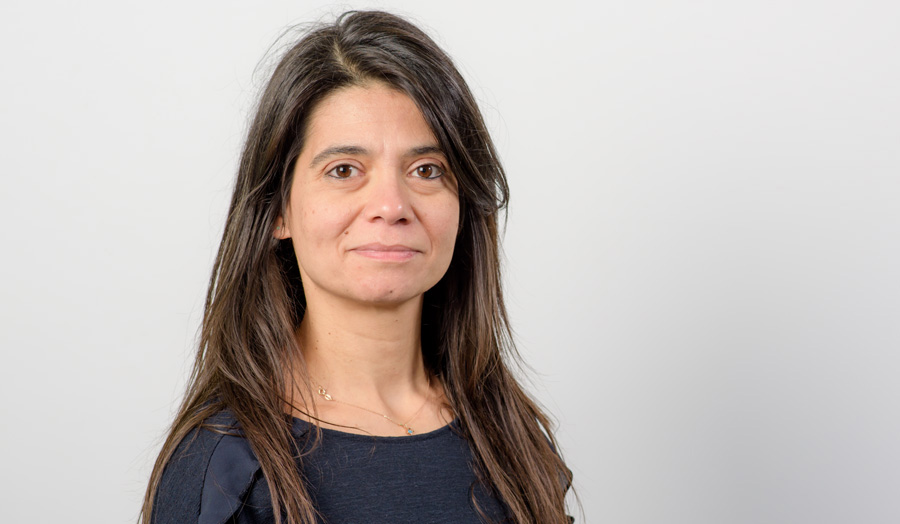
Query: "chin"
346 276 434 306
351 287 423 306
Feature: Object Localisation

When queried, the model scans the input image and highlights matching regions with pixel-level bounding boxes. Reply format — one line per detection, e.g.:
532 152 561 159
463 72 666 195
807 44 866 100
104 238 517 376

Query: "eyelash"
324 163 446 180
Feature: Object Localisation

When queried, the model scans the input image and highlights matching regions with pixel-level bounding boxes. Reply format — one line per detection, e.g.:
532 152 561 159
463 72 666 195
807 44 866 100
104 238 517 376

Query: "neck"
296 293 429 406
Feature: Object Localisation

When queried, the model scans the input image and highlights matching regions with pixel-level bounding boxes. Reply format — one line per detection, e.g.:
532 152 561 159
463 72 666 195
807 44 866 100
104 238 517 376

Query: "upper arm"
152 428 223 524
152 412 268 524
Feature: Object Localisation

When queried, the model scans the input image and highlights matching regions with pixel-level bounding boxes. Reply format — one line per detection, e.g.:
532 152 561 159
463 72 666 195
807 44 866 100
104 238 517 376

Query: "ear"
273 215 292 239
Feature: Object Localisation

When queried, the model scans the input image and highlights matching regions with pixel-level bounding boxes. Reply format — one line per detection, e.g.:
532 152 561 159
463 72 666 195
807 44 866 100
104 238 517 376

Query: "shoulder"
152 409 268 524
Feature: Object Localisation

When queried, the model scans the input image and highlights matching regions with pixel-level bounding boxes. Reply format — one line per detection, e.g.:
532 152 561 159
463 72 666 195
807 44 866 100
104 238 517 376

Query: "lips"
350 243 420 261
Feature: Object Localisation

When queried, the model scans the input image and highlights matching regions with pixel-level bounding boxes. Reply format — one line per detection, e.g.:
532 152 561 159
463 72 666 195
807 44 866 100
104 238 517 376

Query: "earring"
275 226 282 230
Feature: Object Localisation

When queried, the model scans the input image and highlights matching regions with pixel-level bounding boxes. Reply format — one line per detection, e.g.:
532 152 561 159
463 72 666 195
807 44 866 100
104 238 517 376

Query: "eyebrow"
308 144 445 168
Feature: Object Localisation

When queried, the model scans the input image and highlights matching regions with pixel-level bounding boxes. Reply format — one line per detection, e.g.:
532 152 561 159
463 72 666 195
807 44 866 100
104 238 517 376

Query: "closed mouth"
350 243 420 260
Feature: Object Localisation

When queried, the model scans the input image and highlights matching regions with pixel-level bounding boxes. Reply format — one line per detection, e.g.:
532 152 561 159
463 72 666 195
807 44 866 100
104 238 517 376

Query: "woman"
142 10 574 524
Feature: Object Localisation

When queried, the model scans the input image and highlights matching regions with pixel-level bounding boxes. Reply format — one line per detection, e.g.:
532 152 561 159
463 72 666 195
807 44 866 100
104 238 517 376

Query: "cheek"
427 199 461 252
294 200 354 242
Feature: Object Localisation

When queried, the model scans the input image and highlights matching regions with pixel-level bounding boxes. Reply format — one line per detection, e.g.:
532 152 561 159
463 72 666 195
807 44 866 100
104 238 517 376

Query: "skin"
274 83 458 436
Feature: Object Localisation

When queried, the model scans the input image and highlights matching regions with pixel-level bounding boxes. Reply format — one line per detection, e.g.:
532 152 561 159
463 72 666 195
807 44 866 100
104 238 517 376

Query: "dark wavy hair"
141 10 573 524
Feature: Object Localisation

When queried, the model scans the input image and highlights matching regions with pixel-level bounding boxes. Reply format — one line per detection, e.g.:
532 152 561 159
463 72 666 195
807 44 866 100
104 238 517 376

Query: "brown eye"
327 164 358 179
415 164 443 179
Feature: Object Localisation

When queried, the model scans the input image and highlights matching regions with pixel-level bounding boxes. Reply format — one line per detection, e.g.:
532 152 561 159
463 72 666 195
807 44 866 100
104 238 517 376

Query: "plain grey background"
2 1 899 523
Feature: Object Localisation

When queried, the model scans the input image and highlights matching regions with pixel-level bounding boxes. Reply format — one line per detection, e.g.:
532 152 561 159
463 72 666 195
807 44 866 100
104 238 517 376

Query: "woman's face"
276 83 460 307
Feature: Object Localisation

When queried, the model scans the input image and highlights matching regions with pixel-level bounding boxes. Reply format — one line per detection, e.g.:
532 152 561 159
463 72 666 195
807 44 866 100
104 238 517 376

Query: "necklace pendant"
317 386 333 401
406 428 414 435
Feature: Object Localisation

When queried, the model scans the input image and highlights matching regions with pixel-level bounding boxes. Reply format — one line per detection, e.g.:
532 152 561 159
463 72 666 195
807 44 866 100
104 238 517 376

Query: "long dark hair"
141 10 572 524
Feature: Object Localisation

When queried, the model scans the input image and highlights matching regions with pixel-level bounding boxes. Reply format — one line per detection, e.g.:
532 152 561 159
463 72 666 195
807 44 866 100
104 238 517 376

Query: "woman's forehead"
300 84 439 159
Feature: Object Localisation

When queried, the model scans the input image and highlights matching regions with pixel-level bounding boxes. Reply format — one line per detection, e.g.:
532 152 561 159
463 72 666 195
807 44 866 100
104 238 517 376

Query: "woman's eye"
414 164 444 179
327 164 358 179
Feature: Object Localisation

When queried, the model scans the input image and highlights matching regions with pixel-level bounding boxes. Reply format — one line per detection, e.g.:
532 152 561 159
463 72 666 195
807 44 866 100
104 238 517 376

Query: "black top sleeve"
152 411 268 524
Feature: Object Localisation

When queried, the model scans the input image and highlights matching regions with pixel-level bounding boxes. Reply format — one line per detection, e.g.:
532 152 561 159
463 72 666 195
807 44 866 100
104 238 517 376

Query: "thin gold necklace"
315 378 431 435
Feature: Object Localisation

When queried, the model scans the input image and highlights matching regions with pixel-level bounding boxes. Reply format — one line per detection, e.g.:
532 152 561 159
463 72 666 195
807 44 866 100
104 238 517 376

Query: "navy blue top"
151 410 511 523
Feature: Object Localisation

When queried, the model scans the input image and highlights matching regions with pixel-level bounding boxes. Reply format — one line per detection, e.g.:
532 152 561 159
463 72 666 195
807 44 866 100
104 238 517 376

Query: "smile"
350 243 420 261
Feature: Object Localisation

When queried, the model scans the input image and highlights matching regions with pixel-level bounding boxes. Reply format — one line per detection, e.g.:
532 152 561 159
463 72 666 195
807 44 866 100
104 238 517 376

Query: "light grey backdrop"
2 1 898 523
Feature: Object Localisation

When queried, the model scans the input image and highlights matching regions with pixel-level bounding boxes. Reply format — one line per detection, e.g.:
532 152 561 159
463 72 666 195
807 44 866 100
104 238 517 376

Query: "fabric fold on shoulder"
199 433 261 524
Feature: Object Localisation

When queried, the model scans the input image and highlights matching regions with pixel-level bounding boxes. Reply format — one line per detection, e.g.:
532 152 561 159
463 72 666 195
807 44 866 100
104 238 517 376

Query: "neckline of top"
290 416 460 443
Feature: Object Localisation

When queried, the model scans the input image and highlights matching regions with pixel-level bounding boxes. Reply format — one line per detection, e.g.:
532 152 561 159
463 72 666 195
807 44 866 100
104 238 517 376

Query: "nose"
364 171 414 225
